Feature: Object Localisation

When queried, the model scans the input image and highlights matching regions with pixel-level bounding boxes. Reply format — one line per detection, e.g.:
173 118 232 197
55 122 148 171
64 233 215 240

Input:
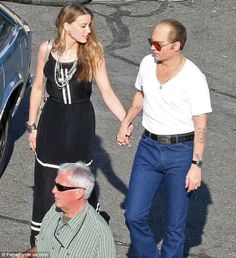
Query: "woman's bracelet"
26 122 37 133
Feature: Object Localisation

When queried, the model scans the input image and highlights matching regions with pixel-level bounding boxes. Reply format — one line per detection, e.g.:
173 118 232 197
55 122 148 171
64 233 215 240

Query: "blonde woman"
28 3 126 246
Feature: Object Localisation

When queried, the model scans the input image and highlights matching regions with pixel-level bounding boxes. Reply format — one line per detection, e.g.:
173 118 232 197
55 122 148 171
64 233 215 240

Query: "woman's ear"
63 22 70 33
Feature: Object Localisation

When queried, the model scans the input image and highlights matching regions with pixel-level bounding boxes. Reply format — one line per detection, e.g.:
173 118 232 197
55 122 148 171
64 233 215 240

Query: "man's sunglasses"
55 183 85 192
148 38 174 51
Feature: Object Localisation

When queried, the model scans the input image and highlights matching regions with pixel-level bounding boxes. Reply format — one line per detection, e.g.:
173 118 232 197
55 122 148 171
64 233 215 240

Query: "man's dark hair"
160 19 187 50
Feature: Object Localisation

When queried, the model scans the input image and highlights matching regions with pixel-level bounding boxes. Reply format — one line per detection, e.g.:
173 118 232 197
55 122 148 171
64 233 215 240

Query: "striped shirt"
36 203 116 258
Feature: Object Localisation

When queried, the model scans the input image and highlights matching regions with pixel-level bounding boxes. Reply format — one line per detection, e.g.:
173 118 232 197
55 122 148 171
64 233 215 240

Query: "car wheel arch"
0 81 25 177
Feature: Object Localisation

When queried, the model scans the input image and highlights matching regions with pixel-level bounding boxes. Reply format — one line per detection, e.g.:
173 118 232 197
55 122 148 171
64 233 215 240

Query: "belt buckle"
159 136 172 144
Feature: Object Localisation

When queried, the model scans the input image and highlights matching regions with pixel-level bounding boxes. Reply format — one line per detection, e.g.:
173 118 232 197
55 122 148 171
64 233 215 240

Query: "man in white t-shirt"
117 19 212 258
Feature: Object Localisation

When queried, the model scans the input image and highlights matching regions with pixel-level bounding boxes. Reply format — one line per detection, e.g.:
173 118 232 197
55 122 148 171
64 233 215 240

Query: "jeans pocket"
141 133 149 141
178 140 193 150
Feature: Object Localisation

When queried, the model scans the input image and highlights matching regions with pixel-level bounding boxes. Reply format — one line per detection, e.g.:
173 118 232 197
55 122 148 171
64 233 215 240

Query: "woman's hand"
28 130 37 151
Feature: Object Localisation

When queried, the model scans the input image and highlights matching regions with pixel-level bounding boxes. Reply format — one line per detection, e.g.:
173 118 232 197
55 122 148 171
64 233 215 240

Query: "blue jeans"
125 134 193 258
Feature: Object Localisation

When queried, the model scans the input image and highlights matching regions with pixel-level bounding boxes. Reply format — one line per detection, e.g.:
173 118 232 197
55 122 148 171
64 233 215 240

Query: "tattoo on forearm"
196 127 206 143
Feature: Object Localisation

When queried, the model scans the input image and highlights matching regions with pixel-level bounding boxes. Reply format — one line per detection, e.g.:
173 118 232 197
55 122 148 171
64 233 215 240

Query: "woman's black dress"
30 53 96 245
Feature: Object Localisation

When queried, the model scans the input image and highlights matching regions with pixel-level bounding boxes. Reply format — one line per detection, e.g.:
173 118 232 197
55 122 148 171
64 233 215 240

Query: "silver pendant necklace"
54 53 78 89
158 55 184 90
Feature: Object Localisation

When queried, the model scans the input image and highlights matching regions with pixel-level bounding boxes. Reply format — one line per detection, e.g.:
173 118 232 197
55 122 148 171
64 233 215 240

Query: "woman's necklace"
54 53 78 89
158 55 185 89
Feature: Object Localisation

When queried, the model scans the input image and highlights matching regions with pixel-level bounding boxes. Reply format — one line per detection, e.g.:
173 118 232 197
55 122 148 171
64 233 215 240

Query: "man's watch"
27 122 37 133
192 160 203 168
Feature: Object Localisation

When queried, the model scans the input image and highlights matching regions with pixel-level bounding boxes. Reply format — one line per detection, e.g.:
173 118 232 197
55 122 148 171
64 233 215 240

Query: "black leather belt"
144 129 194 144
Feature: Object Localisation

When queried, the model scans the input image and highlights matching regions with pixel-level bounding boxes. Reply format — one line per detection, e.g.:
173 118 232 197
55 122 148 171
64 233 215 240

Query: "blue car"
0 3 31 176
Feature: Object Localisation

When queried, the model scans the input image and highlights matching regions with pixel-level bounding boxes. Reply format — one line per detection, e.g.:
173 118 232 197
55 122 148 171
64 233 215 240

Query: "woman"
28 3 126 246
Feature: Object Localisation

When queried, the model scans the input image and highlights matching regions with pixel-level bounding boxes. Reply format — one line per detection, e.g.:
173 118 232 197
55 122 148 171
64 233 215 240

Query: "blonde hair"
53 4 104 81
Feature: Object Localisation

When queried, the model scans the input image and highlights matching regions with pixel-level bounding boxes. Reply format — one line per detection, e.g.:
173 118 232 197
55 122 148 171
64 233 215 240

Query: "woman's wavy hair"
53 4 103 81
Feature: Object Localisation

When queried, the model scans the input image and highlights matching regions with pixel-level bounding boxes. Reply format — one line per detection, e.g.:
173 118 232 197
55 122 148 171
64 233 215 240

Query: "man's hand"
116 123 133 147
185 164 202 192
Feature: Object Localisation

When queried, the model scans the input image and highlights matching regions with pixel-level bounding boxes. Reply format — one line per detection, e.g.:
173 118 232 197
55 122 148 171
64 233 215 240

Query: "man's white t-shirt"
135 54 212 135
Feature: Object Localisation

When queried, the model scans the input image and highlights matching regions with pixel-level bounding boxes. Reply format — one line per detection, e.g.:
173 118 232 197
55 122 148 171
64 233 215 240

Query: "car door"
0 9 16 110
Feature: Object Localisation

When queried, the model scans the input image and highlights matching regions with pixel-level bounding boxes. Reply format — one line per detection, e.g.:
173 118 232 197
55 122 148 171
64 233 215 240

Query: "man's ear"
172 41 181 52
75 189 84 200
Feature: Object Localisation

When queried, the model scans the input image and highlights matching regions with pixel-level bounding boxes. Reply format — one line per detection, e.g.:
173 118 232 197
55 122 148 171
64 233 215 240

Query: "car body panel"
0 6 31 115
0 3 31 175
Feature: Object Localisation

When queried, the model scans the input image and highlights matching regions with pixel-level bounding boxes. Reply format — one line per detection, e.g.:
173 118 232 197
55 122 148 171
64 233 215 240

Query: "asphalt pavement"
5 0 92 5
0 1 236 257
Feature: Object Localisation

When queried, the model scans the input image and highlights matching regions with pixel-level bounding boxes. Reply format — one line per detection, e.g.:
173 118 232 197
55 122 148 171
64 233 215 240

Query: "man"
117 19 212 258
26 162 116 258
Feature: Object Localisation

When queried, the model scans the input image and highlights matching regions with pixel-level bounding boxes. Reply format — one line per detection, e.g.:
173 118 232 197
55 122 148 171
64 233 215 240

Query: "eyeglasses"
55 183 85 192
148 38 174 51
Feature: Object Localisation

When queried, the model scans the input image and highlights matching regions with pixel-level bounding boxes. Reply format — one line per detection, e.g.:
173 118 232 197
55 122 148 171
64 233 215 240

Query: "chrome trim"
0 3 31 33
0 77 24 121
0 27 19 60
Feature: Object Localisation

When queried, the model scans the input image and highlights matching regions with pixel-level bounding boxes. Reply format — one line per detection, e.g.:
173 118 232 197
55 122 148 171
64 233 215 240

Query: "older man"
117 19 212 258
26 162 116 258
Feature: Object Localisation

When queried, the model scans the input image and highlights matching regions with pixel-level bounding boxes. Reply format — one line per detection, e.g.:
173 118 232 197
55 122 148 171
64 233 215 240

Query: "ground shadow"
126 181 212 257
91 135 128 206
184 182 212 257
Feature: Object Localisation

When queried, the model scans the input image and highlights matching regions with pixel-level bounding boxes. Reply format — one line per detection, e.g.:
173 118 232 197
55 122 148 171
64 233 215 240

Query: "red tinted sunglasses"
148 38 174 51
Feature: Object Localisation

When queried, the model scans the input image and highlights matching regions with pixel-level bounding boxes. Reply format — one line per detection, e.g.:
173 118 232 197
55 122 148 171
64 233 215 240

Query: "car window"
0 12 14 49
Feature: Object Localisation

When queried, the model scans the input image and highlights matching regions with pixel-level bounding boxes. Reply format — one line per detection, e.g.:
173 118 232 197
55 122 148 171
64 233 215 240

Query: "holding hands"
116 90 144 147
116 122 133 147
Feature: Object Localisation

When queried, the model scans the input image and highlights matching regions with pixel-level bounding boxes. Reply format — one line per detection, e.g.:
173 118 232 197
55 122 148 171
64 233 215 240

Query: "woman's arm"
28 41 49 125
28 41 49 150
94 57 126 122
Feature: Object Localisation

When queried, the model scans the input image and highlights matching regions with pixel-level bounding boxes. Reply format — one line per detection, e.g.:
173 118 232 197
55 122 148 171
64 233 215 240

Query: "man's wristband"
192 160 203 168
27 122 37 133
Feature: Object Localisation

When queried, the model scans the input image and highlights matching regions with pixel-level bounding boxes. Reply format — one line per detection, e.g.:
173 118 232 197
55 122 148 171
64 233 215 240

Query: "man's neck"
159 53 183 70
63 200 87 218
